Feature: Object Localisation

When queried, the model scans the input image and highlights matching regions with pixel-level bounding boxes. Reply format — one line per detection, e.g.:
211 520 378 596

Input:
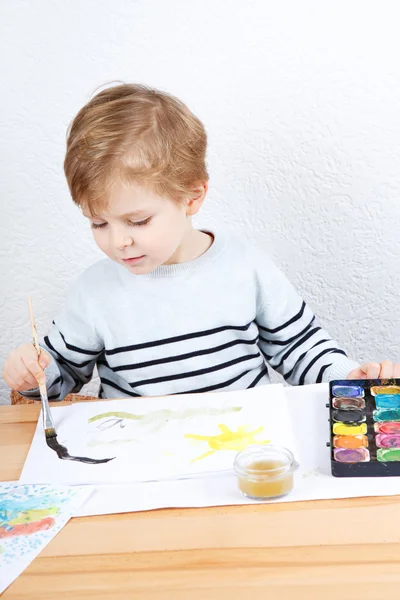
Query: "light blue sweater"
25 231 359 400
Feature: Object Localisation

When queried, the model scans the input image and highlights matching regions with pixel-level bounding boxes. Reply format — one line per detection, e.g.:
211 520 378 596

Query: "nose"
111 227 133 250
118 236 133 250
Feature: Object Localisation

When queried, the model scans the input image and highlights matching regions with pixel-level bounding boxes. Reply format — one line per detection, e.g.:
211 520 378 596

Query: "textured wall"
1 1 400 404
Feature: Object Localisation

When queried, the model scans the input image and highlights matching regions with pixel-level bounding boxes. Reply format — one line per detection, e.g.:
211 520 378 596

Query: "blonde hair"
64 83 208 213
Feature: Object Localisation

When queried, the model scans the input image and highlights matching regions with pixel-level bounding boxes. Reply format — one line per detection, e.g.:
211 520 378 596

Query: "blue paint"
331 385 364 398
375 395 400 410
373 408 400 422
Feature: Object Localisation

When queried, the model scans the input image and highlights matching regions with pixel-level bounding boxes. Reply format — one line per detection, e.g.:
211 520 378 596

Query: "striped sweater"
26 231 359 400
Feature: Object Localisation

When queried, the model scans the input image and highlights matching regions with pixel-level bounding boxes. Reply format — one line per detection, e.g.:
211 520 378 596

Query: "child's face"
83 181 194 274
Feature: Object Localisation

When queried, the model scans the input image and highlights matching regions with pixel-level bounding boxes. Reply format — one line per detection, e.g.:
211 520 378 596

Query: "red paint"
0 517 55 538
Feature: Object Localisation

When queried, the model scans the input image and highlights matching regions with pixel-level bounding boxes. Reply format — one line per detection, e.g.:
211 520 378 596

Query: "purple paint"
333 448 370 463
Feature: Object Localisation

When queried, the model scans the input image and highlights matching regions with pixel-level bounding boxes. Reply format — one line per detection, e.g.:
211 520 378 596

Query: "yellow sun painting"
185 424 270 461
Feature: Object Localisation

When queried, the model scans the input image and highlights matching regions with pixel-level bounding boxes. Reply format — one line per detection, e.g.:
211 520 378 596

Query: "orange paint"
333 435 368 449
0 516 55 539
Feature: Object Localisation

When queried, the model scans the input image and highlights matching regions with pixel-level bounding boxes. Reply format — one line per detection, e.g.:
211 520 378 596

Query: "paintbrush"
27 298 114 464
28 297 56 440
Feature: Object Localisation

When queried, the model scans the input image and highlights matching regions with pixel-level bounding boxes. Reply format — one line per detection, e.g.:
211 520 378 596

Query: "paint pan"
332 397 365 410
329 379 400 476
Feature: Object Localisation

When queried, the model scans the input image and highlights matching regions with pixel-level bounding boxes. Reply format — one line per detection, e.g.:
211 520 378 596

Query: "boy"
3 84 399 399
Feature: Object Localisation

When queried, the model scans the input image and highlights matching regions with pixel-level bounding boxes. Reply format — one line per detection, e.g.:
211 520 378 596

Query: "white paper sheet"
0 483 91 594
75 384 400 517
19 384 400 518
20 384 296 485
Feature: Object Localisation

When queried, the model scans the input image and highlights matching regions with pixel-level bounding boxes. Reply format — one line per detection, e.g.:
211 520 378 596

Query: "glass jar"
233 445 299 500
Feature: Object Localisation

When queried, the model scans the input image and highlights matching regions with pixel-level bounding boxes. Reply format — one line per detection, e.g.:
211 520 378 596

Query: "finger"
393 364 400 378
15 357 39 388
347 368 364 380
379 360 393 380
21 354 46 385
3 363 38 391
38 349 51 369
7 378 38 392
362 362 381 379
2 369 20 390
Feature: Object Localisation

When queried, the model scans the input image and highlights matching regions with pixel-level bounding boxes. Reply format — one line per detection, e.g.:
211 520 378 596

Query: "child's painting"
20 385 297 485
0 483 90 593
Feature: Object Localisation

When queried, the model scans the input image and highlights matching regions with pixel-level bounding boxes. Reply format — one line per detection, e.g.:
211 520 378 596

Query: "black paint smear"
96 418 126 431
46 434 114 464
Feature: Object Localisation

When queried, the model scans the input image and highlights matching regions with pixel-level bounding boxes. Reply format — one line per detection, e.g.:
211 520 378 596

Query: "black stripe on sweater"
260 348 273 361
57 329 102 356
316 363 332 383
247 366 269 388
106 336 260 372
44 337 94 369
268 327 323 370
298 349 347 385
100 377 142 397
176 369 252 395
31 392 61 401
44 338 92 387
282 339 331 381
129 353 262 389
48 376 63 391
106 322 253 355
259 317 315 346
257 301 306 334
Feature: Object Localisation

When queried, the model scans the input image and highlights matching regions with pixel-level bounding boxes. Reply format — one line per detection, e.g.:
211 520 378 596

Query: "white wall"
1 0 400 404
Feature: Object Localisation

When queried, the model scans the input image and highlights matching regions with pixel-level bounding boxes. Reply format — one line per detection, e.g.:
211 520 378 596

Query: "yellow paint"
185 424 270 461
370 386 400 396
332 423 367 435
8 507 58 525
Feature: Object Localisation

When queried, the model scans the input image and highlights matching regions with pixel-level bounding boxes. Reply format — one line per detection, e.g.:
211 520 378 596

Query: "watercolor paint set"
329 379 400 477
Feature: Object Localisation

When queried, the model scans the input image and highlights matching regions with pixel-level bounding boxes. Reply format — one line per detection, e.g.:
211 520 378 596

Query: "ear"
186 181 208 216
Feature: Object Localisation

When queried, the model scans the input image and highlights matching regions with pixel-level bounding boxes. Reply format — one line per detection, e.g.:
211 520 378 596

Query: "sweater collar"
142 230 227 278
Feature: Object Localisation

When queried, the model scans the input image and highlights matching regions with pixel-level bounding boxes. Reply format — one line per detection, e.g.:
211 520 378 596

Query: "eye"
91 222 107 229
129 217 151 227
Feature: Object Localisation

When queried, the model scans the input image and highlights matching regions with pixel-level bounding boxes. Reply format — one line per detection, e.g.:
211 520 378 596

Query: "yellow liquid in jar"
236 459 294 499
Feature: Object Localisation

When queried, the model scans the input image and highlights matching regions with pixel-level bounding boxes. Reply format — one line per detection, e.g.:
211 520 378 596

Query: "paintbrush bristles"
45 427 56 439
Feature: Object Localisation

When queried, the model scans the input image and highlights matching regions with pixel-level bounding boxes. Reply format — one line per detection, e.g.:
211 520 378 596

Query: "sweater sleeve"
255 254 359 385
22 275 104 401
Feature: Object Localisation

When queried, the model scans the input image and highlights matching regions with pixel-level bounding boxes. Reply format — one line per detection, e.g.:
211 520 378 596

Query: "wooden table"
3 401 400 599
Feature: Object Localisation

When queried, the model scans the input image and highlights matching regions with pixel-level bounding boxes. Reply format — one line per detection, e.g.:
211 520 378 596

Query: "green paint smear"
88 411 141 423
88 406 242 425
9 507 58 525
88 438 139 447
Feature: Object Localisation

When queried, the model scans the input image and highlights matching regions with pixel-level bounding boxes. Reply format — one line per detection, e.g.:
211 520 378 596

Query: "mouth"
122 256 145 266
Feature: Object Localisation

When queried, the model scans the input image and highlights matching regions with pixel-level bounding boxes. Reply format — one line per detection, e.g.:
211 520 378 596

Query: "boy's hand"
2 343 52 391
347 360 400 380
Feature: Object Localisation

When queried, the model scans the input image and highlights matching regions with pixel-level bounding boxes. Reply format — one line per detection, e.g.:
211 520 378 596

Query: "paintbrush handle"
28 297 41 355
28 297 55 433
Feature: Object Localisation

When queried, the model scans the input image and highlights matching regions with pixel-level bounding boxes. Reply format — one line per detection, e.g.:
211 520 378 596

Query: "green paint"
88 406 242 426
88 438 139 447
9 507 58 525
377 448 400 462
88 411 141 423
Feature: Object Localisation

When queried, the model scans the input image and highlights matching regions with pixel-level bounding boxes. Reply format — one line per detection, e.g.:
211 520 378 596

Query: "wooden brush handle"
28 297 41 357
